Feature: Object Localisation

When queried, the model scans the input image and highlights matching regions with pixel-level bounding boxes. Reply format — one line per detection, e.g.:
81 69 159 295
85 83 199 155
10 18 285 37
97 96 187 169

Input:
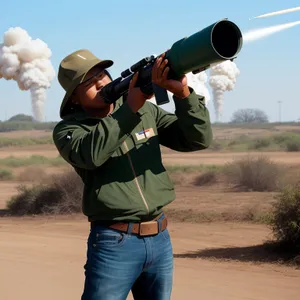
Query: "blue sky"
0 0 300 123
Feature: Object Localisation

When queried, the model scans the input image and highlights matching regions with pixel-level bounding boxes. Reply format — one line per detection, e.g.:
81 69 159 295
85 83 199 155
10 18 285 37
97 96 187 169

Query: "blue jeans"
81 215 174 300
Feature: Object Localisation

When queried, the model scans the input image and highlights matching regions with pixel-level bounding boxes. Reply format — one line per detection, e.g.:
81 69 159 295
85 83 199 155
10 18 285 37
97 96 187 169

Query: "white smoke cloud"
186 71 210 105
208 60 240 122
0 27 55 121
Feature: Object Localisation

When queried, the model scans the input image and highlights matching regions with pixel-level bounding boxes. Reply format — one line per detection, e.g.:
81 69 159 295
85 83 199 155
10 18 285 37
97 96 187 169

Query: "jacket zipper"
123 141 150 214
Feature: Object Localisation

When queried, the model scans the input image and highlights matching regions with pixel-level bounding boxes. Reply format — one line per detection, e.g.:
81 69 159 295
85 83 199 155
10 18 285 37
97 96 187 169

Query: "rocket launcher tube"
100 19 243 105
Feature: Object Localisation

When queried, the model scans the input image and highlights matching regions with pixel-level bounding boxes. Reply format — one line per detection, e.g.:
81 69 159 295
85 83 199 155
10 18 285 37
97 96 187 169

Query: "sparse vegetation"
270 185 300 250
0 155 65 167
230 108 269 124
165 206 272 224
2 122 300 269
0 121 299 152
0 121 57 132
165 164 222 173
194 170 218 186
209 133 300 152
223 155 281 192
2 158 276 222
165 165 222 186
0 114 56 132
17 166 51 182
6 170 83 215
0 136 53 148
0 169 14 180
8 114 34 122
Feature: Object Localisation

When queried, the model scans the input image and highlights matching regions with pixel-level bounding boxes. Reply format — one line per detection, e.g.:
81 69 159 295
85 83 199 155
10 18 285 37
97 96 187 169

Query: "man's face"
72 65 112 110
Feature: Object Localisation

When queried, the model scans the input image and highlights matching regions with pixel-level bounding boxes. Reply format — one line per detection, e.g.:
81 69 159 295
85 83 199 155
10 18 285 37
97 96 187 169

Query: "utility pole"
278 101 282 123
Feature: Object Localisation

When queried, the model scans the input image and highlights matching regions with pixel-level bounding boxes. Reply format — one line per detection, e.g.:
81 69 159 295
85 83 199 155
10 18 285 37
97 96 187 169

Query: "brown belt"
91 213 168 237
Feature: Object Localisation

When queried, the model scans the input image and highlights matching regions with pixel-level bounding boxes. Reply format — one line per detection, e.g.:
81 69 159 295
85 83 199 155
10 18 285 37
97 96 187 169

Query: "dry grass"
223 155 282 192
3 166 275 225
169 172 200 186
0 130 52 138
2 149 300 245
6 170 83 215
165 206 272 224
194 171 219 186
17 166 48 182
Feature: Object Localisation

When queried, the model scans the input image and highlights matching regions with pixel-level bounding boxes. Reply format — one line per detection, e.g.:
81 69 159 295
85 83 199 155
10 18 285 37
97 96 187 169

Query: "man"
53 49 212 300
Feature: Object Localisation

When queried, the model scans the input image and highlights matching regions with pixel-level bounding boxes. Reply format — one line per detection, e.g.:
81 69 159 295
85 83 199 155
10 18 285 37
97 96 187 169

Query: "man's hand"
152 53 190 99
127 72 154 113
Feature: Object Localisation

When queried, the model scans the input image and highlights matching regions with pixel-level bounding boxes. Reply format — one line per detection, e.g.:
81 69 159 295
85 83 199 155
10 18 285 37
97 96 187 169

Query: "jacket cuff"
173 87 205 111
110 102 141 133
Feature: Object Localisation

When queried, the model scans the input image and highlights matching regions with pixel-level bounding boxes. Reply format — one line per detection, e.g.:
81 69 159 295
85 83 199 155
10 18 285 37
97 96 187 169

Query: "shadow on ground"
174 243 300 267
0 209 8 216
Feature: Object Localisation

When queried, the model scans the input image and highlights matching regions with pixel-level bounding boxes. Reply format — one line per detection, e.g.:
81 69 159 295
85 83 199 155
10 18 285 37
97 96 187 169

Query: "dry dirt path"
0 216 299 300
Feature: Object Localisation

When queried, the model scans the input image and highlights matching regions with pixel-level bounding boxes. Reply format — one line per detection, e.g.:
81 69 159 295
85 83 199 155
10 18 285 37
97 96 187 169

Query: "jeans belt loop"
157 218 162 232
127 223 133 235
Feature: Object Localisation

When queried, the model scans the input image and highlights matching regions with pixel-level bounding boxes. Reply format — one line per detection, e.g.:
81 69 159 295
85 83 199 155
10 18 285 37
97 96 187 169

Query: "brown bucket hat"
58 49 113 118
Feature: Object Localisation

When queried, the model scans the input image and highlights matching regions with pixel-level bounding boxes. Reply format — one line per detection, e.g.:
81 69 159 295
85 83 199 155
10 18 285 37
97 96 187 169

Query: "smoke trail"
243 20 300 44
251 6 300 19
0 27 55 121
208 60 240 122
206 20 300 122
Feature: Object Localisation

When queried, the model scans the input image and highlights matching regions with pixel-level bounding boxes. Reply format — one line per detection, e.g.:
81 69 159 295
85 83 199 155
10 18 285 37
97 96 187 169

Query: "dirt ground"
0 143 300 299
1 216 299 300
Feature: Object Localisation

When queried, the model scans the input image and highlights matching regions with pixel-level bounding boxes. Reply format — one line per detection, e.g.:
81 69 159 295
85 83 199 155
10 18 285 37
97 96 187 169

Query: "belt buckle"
139 221 158 236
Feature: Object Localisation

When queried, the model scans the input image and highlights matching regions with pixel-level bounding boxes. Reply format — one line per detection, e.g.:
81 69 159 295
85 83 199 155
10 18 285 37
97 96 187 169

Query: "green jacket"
52 88 212 222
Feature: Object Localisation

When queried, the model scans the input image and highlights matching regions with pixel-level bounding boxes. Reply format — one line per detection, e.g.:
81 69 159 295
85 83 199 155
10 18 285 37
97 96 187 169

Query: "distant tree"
230 108 269 124
8 114 34 122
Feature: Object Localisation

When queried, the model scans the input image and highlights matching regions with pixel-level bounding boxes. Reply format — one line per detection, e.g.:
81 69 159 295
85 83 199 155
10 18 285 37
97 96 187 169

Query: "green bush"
209 132 300 152
0 169 14 180
250 138 272 150
0 137 53 148
0 155 65 167
8 114 34 122
272 133 300 151
271 185 300 249
6 170 83 215
223 155 281 191
0 121 57 132
272 133 298 144
286 140 300 152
